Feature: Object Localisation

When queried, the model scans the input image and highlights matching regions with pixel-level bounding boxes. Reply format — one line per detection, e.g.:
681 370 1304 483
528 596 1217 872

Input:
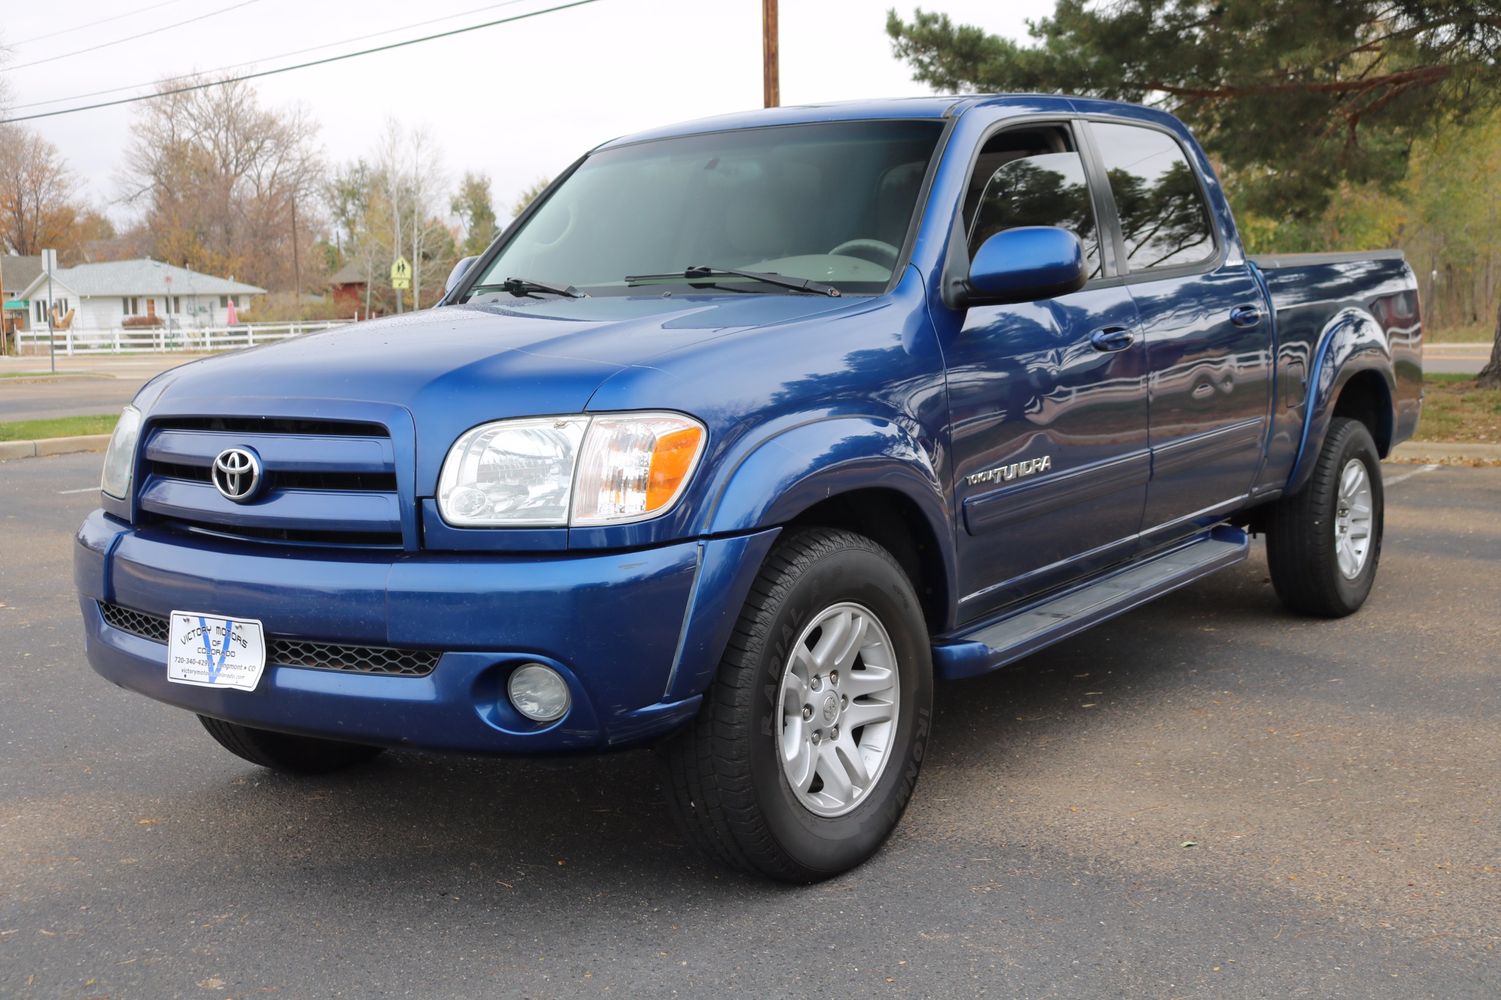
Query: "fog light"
507 663 570 722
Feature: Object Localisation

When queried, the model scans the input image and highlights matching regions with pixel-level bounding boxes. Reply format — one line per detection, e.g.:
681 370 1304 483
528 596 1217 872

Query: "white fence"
13 321 349 356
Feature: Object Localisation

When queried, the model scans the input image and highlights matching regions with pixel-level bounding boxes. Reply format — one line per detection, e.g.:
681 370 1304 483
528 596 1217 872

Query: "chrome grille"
97 602 440 677
136 416 404 548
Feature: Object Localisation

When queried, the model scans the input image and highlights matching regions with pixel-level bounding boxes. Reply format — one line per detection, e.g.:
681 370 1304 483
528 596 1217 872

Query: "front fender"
1286 307 1396 495
659 415 956 702
703 415 946 529
700 413 955 594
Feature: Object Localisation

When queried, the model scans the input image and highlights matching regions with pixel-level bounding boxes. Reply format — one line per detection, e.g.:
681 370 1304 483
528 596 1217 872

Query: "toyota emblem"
212 448 263 502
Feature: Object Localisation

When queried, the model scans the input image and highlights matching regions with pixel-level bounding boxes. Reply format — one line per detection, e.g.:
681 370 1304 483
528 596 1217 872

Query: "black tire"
1264 417 1385 617
198 715 385 775
658 528 934 882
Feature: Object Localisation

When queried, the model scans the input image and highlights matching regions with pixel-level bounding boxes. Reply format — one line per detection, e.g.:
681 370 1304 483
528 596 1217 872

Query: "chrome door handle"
1230 304 1263 327
1090 327 1135 352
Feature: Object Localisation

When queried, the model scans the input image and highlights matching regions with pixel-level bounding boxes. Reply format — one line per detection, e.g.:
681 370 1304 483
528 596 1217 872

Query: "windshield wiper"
623 265 841 297
469 277 587 299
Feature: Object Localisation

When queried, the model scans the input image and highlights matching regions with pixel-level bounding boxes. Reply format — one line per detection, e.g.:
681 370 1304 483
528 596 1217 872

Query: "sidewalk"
0 434 113 462
0 353 209 423
1422 342 1490 376
1426 343 1491 357
1390 440 1501 464
0 352 206 380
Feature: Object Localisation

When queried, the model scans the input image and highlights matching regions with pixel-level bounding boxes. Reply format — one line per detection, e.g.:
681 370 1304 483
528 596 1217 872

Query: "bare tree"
373 122 408 308
0 125 83 255
371 119 455 310
119 76 324 294
0 34 13 114
404 125 451 310
326 159 386 316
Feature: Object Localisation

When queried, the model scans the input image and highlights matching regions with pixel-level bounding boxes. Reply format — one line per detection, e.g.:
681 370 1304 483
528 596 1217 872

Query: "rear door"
1083 120 1272 536
940 120 1150 622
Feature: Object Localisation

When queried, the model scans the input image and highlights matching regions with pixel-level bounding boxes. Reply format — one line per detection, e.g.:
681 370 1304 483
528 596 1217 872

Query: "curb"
1424 343 1492 356
0 434 112 461
0 373 115 384
1392 441 1501 462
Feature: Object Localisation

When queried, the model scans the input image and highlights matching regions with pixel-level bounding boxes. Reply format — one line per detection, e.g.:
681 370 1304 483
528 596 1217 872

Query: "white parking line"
1384 463 1440 487
57 486 99 495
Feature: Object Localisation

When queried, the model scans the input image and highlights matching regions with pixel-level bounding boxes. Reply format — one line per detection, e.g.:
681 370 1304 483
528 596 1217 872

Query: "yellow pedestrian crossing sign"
390 256 412 290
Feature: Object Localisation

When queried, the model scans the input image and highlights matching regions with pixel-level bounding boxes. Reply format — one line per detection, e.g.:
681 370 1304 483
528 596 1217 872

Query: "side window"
1091 122 1215 271
966 130 1101 280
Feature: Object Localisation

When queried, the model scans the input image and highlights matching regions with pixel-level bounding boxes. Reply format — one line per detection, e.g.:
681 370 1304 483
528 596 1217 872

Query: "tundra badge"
967 455 1053 487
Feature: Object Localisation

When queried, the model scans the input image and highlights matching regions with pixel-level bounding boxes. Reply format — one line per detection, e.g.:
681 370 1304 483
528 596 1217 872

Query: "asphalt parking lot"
0 355 197 423
0 379 144 424
2 452 1497 999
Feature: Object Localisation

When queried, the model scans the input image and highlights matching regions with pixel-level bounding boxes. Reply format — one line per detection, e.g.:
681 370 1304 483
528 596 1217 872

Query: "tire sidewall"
1327 423 1384 611
747 542 932 876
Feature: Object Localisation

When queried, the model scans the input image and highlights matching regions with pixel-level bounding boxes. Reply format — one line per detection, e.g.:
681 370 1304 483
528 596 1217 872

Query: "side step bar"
931 526 1249 681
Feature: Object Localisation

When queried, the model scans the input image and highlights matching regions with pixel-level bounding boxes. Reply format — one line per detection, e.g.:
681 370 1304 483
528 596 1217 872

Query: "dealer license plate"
166 611 267 692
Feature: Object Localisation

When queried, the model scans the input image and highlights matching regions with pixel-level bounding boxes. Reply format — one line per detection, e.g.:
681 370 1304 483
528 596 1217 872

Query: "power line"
0 0 605 125
5 0 197 48
7 0 535 112
3 0 263 73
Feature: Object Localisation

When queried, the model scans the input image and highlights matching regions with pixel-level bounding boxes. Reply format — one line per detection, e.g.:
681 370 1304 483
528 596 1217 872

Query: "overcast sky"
1 0 1053 228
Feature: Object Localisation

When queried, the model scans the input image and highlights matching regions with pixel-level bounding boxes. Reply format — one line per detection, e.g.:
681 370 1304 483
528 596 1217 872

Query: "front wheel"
658 528 933 882
1264 417 1385 617
198 716 385 774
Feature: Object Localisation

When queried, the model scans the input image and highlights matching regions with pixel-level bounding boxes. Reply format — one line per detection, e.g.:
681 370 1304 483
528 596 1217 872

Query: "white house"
18 259 265 331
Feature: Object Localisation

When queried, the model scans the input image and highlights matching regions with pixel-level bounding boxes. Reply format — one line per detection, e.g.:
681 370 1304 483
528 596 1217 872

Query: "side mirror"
962 226 1087 307
442 256 480 301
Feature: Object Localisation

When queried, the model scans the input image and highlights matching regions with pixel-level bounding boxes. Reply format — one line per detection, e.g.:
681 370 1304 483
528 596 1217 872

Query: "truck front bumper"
75 510 777 753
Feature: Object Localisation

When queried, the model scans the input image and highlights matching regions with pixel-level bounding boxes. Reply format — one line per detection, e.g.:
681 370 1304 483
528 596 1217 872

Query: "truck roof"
597 94 1172 150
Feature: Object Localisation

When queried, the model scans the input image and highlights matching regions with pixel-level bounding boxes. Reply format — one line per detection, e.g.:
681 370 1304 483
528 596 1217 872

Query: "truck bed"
1248 250 1423 496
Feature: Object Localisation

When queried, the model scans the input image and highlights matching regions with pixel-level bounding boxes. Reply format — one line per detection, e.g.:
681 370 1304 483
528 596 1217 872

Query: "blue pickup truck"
77 95 1421 881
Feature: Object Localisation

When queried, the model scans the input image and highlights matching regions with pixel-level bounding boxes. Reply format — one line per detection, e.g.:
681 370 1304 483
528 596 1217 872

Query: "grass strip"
0 414 119 442
1415 375 1501 444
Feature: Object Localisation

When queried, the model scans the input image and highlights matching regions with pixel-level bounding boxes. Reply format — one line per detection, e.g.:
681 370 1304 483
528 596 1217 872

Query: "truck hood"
141 294 854 418
135 294 859 481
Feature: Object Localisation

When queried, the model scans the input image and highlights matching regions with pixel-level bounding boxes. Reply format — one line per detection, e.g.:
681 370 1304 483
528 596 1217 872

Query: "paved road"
1427 344 1491 376
0 356 199 422
0 379 145 423
2 453 1498 999
1428 358 1486 375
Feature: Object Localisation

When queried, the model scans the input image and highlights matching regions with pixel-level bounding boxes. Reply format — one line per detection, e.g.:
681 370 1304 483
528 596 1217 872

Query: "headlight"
436 412 706 527
437 416 589 526
100 405 142 499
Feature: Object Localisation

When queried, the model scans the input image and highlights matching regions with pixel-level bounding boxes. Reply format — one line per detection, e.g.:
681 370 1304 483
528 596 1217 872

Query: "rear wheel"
659 528 933 882
1264 417 1384 617
198 716 385 774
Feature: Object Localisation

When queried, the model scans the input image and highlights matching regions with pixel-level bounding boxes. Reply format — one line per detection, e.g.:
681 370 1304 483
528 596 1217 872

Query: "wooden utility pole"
0 255 8 355
291 198 302 309
762 0 779 108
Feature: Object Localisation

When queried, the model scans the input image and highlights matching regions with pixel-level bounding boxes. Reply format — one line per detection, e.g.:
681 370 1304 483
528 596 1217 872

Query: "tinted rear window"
1092 122 1215 272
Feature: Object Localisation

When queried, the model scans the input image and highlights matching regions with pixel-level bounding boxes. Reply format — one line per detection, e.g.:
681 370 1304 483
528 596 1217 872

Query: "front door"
938 123 1151 624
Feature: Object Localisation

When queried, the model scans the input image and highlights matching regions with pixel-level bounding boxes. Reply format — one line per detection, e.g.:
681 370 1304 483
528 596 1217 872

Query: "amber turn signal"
571 413 707 525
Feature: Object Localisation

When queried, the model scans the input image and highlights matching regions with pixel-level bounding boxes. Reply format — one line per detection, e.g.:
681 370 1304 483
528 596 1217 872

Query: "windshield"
466 120 944 298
